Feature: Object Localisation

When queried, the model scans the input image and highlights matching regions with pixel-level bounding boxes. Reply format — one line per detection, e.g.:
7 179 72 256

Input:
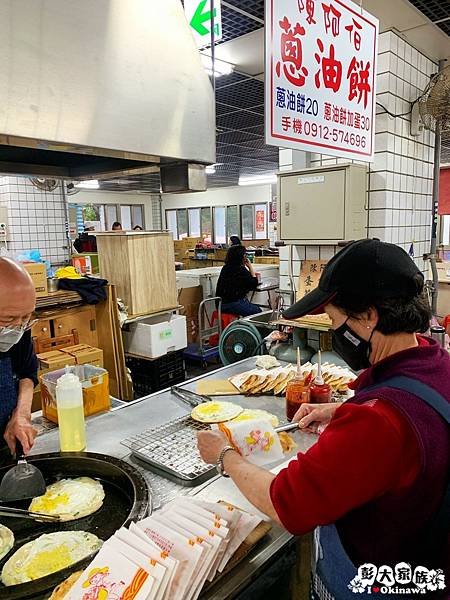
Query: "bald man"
0 258 38 455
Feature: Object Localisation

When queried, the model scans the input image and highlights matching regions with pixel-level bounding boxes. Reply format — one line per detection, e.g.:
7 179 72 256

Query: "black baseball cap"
283 239 424 319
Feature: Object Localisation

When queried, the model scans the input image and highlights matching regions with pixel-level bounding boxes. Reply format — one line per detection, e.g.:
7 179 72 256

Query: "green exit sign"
184 0 222 48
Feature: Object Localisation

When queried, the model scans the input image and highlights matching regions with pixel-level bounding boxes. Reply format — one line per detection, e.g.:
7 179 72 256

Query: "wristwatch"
216 445 236 477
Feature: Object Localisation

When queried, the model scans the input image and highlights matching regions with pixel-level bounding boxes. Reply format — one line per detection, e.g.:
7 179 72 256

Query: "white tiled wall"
151 195 162 230
279 31 436 295
0 177 68 264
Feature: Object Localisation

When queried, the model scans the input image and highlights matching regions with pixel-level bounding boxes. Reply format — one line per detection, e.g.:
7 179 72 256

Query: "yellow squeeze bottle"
56 368 86 452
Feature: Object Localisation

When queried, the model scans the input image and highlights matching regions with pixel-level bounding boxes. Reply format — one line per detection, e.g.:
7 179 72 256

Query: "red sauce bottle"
309 351 332 404
285 376 311 421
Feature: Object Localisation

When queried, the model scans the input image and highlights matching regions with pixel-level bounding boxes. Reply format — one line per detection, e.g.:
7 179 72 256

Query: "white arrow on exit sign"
184 0 222 48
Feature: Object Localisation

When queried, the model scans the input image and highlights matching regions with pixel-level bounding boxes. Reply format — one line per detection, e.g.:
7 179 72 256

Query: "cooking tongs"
171 386 210 408
0 505 61 523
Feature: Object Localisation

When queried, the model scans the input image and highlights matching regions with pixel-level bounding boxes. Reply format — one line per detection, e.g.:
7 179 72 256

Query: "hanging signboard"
265 0 378 161
297 259 328 299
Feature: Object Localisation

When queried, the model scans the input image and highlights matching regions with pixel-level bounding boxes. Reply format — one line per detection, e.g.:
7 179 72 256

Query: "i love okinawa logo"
348 563 446 595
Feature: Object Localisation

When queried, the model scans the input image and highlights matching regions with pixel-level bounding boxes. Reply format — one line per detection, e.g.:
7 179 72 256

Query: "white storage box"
123 314 187 358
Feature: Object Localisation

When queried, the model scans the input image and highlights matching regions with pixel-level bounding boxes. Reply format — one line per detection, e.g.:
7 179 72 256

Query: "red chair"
443 314 450 334
208 311 237 346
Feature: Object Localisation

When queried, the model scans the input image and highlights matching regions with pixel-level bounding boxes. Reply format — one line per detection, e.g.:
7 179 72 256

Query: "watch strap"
216 445 236 477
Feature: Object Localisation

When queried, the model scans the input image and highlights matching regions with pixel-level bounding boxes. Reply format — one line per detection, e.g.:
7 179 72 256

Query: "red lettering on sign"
322 3 341 36
314 40 342 92
347 57 371 109
276 16 309 87
345 18 363 51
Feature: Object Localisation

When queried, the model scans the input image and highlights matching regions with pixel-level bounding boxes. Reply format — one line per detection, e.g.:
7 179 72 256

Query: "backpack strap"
364 375 450 423
362 375 450 554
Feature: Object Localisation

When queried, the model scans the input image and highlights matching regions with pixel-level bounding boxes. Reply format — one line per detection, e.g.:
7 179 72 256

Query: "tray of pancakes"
229 362 356 397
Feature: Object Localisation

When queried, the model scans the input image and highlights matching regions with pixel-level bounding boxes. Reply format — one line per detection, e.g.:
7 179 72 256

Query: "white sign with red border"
265 0 379 162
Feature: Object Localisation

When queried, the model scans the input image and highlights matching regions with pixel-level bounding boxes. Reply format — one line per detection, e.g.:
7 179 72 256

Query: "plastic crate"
126 350 186 398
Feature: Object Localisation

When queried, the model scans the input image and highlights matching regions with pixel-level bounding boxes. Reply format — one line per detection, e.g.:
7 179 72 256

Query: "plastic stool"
209 311 237 346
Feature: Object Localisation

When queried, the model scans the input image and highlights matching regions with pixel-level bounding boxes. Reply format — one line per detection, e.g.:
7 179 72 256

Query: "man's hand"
197 430 230 464
293 402 340 434
4 412 37 455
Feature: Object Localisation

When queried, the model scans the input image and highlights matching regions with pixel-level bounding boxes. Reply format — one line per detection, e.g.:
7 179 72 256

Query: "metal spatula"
0 441 46 501
0 505 60 522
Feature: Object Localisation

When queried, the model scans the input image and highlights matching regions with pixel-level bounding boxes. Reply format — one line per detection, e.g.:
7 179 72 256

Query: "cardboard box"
436 261 450 283
72 253 100 275
23 262 47 297
123 315 187 358
60 344 104 367
178 286 203 344
37 350 76 371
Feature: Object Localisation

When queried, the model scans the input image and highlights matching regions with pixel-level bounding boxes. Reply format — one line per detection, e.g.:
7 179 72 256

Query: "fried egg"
0 525 14 561
29 477 105 521
191 401 243 423
1 531 102 586
231 409 279 428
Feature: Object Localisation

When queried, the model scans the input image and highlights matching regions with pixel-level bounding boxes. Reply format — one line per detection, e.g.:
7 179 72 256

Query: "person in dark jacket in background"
216 245 261 316
73 223 97 253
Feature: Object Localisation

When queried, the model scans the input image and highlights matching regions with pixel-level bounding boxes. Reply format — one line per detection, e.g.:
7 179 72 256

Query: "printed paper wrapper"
219 418 284 467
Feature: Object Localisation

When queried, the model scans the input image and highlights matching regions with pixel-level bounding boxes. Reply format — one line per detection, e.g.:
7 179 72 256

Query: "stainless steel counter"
31 358 317 599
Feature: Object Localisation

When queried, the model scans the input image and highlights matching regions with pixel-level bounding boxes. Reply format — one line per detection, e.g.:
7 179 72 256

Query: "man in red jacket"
198 240 449 599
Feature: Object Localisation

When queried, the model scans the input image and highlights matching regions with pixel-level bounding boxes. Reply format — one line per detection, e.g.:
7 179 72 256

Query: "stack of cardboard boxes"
174 237 202 269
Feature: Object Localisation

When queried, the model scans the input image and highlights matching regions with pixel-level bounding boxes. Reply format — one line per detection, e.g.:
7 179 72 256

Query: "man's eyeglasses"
0 318 38 333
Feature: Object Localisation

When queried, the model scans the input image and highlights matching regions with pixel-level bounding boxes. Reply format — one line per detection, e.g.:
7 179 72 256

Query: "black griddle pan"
0 452 150 600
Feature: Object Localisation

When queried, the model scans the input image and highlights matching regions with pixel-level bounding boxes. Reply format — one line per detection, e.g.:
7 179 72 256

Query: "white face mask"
0 327 25 353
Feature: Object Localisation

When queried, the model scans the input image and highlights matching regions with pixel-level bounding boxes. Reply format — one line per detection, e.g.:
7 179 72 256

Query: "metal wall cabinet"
278 164 368 244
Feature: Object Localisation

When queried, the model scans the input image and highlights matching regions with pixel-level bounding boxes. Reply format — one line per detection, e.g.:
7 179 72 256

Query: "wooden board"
110 285 134 401
275 313 332 331
196 379 241 396
95 286 120 398
35 290 82 310
297 260 328 300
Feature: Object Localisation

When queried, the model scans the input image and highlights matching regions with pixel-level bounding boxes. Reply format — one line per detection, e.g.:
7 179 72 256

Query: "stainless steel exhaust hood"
0 0 215 188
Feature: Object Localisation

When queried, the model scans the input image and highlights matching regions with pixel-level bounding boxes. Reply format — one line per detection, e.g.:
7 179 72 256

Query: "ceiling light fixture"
238 174 277 186
201 55 234 77
74 179 100 190
205 162 223 175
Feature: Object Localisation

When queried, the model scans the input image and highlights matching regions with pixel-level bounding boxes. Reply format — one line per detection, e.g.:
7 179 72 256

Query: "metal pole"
60 179 72 262
429 59 445 315
210 0 216 94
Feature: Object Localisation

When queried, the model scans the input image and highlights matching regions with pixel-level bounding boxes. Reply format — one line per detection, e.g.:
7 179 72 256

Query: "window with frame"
241 204 255 240
177 209 188 239
226 205 239 239
166 210 178 240
105 205 119 230
120 205 132 230
201 207 212 242
213 207 226 244
188 208 201 237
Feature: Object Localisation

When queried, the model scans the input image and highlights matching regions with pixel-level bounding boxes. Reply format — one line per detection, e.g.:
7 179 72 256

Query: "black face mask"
331 319 373 371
